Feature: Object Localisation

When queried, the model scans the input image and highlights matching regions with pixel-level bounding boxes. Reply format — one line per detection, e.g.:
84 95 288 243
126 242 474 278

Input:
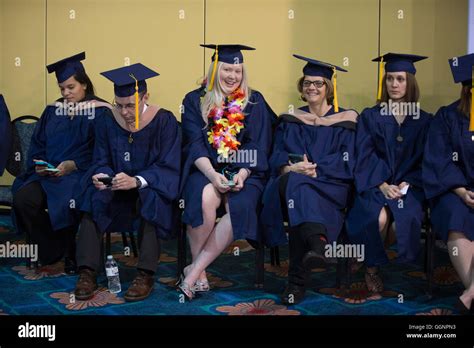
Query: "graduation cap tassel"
377 57 385 102
129 73 139 130
332 66 339 112
470 66 474 131
208 45 219 91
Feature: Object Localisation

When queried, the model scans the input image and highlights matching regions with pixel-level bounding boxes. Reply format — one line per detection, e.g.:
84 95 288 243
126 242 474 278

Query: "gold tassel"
208 45 219 91
470 66 474 131
129 73 139 130
377 56 385 102
332 66 339 112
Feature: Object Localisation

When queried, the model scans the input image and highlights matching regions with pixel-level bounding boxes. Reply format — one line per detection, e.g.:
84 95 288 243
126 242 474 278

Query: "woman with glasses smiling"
261 54 358 305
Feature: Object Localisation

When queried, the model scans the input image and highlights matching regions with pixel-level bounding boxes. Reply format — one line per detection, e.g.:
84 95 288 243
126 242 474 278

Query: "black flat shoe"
455 297 471 315
64 257 77 275
281 283 306 306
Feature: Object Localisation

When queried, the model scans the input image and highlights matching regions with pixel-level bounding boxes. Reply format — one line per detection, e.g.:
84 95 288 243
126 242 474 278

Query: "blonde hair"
200 61 251 124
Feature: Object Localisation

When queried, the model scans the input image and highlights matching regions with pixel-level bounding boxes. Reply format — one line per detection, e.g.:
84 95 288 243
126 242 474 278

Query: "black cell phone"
288 153 305 163
98 176 113 186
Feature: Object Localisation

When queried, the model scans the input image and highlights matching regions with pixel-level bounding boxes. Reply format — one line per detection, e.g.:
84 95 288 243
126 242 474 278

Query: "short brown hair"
457 84 472 118
297 76 334 104
379 72 420 103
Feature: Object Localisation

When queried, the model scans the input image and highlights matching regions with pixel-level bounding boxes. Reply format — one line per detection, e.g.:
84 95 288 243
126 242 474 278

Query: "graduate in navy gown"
261 54 357 305
12 52 110 274
423 53 474 313
345 53 432 293
178 44 276 300
0 94 12 176
74 63 181 302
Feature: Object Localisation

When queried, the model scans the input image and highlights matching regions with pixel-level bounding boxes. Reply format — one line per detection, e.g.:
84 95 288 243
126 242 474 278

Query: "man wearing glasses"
74 63 181 302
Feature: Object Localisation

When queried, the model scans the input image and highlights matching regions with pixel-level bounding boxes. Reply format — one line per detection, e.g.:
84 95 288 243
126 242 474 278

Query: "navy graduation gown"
0 95 12 175
79 108 181 240
180 87 276 243
261 106 356 247
422 100 474 241
12 97 110 231
345 105 432 266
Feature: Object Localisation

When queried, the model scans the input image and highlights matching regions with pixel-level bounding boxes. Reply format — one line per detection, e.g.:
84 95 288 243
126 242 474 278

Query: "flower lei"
207 88 246 158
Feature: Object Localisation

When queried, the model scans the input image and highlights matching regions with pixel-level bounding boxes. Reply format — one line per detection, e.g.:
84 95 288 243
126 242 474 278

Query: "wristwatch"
135 176 142 189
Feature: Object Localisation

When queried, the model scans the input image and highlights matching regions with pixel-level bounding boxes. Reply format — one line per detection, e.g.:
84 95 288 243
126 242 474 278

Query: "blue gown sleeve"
137 111 182 201
317 128 356 182
423 107 467 199
354 108 391 192
268 121 290 177
182 91 211 165
92 113 115 177
235 91 275 172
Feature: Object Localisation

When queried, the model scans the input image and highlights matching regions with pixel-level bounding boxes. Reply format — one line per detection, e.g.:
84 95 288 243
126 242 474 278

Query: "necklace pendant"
128 134 133 144
396 135 403 142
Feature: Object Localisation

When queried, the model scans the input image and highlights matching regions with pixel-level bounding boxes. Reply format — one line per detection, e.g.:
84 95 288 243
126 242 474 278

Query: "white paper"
400 184 410 195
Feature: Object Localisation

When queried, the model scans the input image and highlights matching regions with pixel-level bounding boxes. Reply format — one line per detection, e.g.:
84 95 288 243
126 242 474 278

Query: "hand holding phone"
34 159 59 173
98 176 114 187
288 153 305 164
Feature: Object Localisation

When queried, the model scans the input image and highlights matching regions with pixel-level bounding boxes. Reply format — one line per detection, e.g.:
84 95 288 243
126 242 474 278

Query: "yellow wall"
0 0 469 187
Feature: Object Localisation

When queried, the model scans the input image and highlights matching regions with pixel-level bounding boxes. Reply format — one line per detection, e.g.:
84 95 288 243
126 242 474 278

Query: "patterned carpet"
0 214 465 316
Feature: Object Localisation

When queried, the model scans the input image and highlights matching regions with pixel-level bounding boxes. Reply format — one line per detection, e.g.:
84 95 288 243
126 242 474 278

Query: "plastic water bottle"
105 255 121 293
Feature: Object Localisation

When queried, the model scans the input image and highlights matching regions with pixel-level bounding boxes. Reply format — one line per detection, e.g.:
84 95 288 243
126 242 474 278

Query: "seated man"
74 63 181 302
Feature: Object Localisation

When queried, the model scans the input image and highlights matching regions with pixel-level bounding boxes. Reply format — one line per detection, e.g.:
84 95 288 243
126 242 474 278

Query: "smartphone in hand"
98 176 114 187
288 153 305 164
34 160 59 172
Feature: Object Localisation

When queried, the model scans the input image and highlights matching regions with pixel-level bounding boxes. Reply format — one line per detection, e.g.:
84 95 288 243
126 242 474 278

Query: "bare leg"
366 207 390 292
185 183 221 283
447 231 474 309
183 196 234 288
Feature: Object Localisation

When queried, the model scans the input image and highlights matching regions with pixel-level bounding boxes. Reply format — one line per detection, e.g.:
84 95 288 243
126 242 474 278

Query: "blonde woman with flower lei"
179 44 276 300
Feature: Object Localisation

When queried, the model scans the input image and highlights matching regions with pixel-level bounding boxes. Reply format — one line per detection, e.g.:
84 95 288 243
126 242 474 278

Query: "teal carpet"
0 214 465 316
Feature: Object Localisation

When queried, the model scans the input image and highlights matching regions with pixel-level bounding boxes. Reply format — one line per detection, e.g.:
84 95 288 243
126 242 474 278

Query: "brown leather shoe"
124 270 154 302
74 268 98 300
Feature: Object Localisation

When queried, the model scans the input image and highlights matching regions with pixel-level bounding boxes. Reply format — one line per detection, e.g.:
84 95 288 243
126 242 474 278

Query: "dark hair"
73 69 96 97
297 76 334 104
457 84 471 118
379 72 419 103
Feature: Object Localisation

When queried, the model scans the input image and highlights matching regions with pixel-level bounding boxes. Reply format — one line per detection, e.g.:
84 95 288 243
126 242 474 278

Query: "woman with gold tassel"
345 53 432 294
423 53 474 314
179 44 276 300
261 54 358 305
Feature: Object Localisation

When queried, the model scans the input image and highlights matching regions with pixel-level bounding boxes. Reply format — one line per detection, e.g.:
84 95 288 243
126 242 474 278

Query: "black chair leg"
106 231 111 257
177 223 187 279
274 246 280 266
128 231 138 257
255 244 264 288
426 226 435 297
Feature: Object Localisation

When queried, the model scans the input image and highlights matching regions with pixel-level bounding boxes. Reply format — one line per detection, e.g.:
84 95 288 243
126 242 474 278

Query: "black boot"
285 227 307 305
299 222 328 270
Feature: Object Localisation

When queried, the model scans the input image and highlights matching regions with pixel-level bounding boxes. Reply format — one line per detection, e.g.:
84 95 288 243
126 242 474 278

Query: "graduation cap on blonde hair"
293 54 347 112
449 53 474 131
46 52 86 83
201 44 255 91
